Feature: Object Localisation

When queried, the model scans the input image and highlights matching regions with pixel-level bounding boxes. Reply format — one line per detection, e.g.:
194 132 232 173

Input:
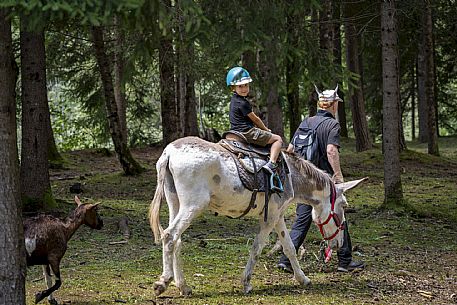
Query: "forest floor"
25 137 457 305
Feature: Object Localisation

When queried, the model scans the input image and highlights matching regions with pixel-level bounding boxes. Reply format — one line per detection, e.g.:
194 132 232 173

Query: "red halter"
314 183 345 241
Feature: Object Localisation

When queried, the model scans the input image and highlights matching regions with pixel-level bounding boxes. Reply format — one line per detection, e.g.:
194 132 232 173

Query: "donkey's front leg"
274 217 310 286
241 220 274 294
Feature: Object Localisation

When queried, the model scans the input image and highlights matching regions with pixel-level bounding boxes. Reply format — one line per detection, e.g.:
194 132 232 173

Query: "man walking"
277 85 365 273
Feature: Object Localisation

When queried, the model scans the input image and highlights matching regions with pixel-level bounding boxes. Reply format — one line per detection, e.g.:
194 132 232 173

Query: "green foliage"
6 0 457 150
434 1 457 135
1 0 146 26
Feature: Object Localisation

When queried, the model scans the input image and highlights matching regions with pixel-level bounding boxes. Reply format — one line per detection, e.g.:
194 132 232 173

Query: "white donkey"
149 136 366 296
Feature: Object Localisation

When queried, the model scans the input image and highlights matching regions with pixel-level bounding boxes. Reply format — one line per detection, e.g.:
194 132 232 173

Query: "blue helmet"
226 66 253 86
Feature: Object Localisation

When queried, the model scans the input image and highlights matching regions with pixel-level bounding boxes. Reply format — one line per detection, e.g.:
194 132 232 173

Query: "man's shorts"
243 127 272 146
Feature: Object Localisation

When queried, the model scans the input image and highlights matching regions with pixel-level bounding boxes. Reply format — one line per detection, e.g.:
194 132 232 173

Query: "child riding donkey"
226 67 283 175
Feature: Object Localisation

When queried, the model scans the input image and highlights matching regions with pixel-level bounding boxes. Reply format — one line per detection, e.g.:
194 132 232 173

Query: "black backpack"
292 116 330 165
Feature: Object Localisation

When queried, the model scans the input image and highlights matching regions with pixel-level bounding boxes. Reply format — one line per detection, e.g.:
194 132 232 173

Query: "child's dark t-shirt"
229 93 254 132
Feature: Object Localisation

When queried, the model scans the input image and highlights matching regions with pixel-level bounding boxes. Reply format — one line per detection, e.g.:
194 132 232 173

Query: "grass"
25 138 457 305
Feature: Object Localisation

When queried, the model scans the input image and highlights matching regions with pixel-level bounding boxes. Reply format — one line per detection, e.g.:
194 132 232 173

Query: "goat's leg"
35 263 61 304
241 218 275 294
274 217 310 286
154 204 204 296
40 265 58 305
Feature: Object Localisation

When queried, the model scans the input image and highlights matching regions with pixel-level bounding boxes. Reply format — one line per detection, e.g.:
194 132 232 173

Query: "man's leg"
278 204 313 271
337 221 364 272
336 221 352 265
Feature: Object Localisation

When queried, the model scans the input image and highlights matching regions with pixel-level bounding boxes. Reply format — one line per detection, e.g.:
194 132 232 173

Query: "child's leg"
267 134 283 163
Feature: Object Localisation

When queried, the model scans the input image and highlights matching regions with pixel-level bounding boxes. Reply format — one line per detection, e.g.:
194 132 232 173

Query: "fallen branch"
417 290 433 299
109 240 128 245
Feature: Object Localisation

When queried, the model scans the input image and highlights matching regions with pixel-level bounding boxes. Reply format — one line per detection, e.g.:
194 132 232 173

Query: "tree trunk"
333 1 348 137
259 39 284 138
286 6 301 138
417 35 428 142
113 16 129 143
20 18 55 209
314 0 333 119
176 51 184 137
159 39 180 145
344 1 372 152
307 7 318 116
175 3 199 137
183 47 199 137
411 64 416 140
423 0 439 156
159 1 180 146
47 119 63 167
91 26 143 175
381 0 403 205
0 9 26 304
241 22 258 112
319 0 333 53
241 50 257 78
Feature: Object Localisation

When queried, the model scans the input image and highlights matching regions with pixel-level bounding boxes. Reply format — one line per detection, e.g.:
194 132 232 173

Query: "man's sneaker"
337 260 365 272
277 262 293 274
262 161 278 174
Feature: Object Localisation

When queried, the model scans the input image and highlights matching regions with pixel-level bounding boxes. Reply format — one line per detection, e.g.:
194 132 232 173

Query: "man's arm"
247 112 269 131
327 144 344 183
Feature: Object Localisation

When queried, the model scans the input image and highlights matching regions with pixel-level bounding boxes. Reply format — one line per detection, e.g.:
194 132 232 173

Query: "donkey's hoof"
153 281 167 296
243 284 253 294
300 276 311 286
179 285 192 296
35 292 45 304
48 298 59 305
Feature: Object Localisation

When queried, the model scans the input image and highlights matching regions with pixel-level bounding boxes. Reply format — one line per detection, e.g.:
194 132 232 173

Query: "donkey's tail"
149 148 169 244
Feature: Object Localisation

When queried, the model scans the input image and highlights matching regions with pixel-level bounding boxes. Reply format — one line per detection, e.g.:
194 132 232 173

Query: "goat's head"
74 196 104 230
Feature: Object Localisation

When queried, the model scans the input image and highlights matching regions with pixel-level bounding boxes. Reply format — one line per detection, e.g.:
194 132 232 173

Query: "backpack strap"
293 116 331 149
308 116 332 131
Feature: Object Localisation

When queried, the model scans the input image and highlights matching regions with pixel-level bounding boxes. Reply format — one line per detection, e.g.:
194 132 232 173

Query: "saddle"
219 131 289 220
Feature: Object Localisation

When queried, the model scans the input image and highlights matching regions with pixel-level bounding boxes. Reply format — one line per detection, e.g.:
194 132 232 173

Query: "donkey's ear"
336 177 368 193
91 202 101 209
74 196 83 206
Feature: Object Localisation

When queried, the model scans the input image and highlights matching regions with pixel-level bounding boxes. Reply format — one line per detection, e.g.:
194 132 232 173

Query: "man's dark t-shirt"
229 93 254 132
291 109 340 174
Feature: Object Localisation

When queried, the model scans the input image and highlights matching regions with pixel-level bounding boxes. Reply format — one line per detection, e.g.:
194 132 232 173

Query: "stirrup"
269 173 284 193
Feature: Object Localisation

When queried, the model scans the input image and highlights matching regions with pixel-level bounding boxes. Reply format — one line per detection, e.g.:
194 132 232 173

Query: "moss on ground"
25 139 457 304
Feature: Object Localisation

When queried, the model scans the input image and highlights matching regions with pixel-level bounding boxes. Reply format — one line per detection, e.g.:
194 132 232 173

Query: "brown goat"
24 196 103 304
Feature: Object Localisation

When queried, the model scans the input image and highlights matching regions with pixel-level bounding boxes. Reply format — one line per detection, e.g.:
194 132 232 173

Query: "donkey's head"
312 178 367 249
74 196 104 230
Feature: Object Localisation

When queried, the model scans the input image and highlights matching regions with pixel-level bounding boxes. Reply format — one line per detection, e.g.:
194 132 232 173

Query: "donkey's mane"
284 151 332 189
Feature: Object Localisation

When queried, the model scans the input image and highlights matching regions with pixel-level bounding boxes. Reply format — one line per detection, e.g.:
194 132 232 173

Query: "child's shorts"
243 127 272 146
